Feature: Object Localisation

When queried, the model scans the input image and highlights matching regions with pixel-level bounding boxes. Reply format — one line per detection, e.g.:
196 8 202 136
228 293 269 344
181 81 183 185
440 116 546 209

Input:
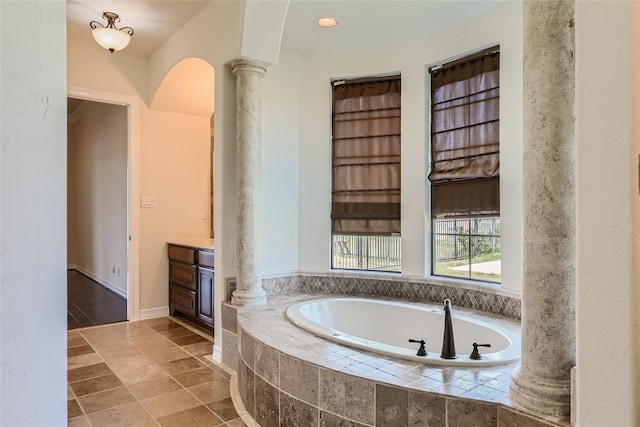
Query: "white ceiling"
66 1 210 57
67 0 505 57
281 0 505 54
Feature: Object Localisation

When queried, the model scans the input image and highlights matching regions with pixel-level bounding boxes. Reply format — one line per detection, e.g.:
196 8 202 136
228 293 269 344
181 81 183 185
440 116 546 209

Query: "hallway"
68 317 244 426
67 270 127 330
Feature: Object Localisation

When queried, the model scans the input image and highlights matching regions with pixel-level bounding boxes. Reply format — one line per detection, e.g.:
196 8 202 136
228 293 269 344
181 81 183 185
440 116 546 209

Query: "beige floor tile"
157 327 195 339
118 363 170 385
206 397 239 421
131 419 161 427
146 347 191 364
68 345 95 358
90 338 136 353
141 389 200 418
226 418 249 427
187 379 231 404
68 362 113 383
68 398 84 419
129 376 183 400
171 334 209 347
67 415 91 427
70 373 123 397
68 353 103 370
99 345 145 362
81 324 147 344
142 317 181 328
68 384 75 399
181 341 214 356
129 331 170 345
68 336 89 348
172 367 219 388
160 357 205 375
87 401 152 427
156 404 224 427
68 330 82 340
77 386 136 414
135 339 180 354
107 353 154 373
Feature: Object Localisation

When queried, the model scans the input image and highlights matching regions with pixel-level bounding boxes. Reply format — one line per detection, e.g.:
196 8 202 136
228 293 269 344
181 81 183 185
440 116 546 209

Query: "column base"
231 288 267 307
511 367 572 418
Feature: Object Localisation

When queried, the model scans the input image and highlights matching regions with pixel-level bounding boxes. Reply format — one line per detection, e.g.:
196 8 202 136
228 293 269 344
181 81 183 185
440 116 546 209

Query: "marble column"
231 58 268 306
510 0 575 418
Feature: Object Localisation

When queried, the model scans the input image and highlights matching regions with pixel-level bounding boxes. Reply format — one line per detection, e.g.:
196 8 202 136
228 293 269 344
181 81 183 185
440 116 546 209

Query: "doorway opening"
67 87 141 327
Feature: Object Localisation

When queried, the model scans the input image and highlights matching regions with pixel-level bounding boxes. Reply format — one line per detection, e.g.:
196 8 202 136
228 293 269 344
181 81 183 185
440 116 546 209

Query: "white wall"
575 1 639 425
261 49 301 275
0 1 67 424
296 2 523 293
68 101 128 296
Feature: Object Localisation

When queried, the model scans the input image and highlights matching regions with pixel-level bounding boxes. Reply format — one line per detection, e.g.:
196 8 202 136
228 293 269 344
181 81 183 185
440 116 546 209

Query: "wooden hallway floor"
68 270 127 330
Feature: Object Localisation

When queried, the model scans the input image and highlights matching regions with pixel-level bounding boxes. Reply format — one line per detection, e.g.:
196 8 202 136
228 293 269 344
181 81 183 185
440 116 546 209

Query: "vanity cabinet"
168 244 214 333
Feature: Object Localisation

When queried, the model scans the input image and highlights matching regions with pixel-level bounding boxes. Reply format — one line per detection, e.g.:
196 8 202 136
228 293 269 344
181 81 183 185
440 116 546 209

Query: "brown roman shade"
331 77 401 234
428 48 500 216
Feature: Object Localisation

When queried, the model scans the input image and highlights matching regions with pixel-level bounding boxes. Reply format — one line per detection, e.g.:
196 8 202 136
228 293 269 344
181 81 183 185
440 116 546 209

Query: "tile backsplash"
227 274 520 319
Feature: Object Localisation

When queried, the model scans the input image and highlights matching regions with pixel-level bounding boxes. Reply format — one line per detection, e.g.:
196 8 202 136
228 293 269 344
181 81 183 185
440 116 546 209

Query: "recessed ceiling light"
316 17 338 29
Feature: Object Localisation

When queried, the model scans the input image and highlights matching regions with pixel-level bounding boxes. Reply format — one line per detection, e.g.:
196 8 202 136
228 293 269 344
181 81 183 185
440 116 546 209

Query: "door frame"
68 86 141 321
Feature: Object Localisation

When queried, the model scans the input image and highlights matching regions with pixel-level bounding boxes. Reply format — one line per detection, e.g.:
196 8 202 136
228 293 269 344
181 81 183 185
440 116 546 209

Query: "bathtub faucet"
440 299 456 359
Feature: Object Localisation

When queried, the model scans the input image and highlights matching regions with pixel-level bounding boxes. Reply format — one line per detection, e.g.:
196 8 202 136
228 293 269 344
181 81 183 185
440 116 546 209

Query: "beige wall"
68 101 128 296
139 108 211 309
68 39 212 312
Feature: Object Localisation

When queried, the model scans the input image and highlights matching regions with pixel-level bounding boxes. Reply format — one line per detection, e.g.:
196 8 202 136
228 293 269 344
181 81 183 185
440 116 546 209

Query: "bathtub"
286 297 521 367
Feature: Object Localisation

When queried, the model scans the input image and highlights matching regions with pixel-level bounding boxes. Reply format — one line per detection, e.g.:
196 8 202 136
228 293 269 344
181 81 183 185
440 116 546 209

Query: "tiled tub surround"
228 273 521 320
224 295 567 427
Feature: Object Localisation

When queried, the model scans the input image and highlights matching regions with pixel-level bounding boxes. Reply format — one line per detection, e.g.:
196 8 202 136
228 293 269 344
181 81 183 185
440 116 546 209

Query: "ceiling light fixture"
89 12 134 54
315 17 338 29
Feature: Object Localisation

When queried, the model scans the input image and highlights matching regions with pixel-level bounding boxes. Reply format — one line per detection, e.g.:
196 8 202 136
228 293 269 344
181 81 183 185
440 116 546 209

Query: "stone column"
511 0 575 418
231 58 268 306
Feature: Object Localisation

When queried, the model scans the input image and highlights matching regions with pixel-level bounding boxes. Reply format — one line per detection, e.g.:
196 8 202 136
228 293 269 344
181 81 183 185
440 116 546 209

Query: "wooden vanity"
167 239 214 334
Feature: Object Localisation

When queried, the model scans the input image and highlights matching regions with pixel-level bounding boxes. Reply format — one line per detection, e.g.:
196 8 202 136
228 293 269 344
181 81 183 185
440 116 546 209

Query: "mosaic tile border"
228 274 521 319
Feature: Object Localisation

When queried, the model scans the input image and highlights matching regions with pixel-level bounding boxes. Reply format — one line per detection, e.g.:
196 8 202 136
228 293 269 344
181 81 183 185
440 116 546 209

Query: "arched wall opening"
150 57 216 238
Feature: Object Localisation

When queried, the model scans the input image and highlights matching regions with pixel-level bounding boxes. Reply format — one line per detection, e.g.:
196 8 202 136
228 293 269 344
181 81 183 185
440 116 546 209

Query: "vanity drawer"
169 260 197 291
168 245 196 264
198 250 214 268
169 284 197 317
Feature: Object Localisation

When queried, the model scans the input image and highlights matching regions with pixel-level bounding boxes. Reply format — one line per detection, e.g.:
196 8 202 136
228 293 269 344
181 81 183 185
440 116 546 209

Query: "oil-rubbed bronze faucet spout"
440 299 456 359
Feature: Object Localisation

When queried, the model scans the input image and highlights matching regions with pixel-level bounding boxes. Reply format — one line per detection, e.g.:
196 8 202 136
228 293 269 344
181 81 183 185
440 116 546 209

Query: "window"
428 47 501 282
331 76 401 272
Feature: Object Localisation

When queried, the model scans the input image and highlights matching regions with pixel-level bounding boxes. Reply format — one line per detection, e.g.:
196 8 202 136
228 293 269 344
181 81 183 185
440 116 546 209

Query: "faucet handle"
469 343 491 360
408 339 427 357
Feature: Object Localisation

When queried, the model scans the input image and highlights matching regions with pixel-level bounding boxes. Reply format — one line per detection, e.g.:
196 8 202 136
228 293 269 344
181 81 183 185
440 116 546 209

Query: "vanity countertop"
167 238 214 251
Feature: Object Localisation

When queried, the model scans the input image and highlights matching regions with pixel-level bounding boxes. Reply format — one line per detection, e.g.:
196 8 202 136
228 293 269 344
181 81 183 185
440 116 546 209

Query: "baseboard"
67 264 78 270
213 344 223 363
139 306 170 320
72 265 128 299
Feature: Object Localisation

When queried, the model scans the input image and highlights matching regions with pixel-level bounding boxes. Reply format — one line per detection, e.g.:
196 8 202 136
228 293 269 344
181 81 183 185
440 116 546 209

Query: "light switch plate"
141 196 157 208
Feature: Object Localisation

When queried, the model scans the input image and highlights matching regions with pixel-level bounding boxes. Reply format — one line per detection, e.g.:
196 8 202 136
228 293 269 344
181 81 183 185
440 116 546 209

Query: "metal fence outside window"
432 216 501 282
332 234 401 272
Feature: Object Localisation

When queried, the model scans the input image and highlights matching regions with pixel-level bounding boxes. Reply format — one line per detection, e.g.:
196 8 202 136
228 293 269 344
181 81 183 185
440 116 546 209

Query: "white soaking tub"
286 297 520 367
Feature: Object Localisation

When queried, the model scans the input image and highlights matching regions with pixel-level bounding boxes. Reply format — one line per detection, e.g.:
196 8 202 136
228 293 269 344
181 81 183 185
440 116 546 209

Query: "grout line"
69 318 238 425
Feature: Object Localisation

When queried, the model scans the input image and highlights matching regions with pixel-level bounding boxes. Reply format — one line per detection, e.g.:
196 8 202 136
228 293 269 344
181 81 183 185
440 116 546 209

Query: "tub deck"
228 293 568 426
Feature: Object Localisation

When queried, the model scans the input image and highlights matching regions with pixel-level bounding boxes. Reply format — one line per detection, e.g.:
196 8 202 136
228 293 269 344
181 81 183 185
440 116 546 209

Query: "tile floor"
68 270 127 329
68 317 247 427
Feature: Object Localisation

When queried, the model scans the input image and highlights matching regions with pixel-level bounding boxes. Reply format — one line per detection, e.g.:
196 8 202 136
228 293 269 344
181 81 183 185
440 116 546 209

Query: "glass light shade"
91 27 131 52
316 17 338 28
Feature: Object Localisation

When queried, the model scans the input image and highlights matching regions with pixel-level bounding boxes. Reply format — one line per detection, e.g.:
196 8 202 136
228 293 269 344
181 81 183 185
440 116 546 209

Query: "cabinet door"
169 284 197 317
198 267 214 326
169 260 197 291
